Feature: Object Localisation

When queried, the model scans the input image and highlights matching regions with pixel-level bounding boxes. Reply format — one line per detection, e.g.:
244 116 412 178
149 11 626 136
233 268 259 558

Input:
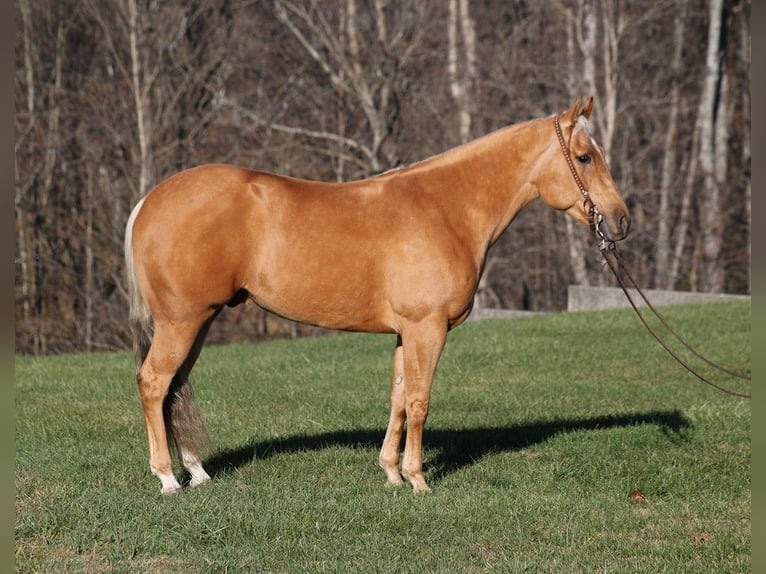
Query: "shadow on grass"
203 409 690 485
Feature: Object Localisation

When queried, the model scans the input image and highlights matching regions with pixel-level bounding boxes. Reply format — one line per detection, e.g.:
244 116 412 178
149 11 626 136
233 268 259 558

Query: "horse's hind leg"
138 317 209 494
165 375 210 488
169 310 222 488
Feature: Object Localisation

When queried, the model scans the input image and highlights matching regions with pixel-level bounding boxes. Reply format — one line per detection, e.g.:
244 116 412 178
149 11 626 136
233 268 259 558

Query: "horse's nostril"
619 215 631 237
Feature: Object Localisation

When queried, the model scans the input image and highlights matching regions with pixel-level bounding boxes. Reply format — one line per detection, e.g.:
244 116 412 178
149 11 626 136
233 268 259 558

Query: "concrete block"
567 285 750 312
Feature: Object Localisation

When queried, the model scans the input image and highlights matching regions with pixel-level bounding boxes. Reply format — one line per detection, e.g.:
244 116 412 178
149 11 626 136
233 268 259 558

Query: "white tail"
124 197 153 367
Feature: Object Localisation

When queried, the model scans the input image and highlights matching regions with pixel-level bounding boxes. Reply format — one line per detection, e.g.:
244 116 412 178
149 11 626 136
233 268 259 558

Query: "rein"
553 115 751 399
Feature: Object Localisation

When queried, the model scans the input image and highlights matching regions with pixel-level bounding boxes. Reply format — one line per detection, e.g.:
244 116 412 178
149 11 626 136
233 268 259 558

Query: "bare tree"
562 0 595 287
447 0 477 145
696 0 726 292
15 0 35 327
655 0 688 288
740 2 751 292
127 0 152 198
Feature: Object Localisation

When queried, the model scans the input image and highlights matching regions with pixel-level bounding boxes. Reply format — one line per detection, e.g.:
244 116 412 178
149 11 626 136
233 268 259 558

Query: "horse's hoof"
403 471 432 494
411 483 433 495
190 473 212 488
380 462 405 487
160 484 182 495
385 477 405 488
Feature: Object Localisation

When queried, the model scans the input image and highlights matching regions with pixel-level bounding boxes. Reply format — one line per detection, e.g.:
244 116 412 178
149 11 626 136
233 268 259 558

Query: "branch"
221 98 375 163
273 0 352 94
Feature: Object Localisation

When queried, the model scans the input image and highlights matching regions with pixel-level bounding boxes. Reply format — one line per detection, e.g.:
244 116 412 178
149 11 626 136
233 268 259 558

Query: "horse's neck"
405 118 548 251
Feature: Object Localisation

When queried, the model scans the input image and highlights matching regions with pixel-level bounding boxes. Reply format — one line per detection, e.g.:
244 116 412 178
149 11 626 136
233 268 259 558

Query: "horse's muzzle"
599 213 631 242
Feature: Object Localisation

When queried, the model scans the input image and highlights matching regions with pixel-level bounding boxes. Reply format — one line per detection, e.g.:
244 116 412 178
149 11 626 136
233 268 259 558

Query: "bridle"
553 114 607 246
553 113 750 399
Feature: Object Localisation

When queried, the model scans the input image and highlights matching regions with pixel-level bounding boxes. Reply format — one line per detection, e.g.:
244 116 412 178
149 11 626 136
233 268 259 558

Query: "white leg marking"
153 466 182 494
182 451 212 487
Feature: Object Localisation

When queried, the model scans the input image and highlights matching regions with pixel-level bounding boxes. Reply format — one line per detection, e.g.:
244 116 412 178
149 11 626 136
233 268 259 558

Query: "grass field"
15 301 750 573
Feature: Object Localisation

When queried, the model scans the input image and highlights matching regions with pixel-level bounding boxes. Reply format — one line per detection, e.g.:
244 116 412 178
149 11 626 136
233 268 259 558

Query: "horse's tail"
125 197 153 369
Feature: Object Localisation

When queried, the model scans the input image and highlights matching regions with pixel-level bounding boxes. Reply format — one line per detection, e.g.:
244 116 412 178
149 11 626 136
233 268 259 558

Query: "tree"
655 0 688 289
696 0 727 292
447 0 477 145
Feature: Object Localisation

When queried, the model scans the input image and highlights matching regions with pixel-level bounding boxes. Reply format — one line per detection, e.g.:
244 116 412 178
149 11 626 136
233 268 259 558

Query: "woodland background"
14 0 750 355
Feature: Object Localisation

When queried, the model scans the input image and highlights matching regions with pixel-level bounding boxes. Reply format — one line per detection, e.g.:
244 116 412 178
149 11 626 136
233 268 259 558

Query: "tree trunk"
697 0 726 292
128 0 152 197
741 7 751 292
563 1 592 287
85 166 95 352
16 0 35 324
668 127 699 290
447 0 476 145
596 0 620 162
655 0 687 288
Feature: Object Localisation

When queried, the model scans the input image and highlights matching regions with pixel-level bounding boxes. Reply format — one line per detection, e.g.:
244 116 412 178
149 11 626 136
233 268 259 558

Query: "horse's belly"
246 267 395 333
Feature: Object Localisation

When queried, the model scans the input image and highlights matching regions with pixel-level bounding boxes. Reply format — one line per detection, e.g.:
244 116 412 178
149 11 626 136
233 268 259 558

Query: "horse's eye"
577 154 592 164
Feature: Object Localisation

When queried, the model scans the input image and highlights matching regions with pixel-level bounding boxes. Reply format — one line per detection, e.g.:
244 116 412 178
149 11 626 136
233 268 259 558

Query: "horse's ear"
563 97 582 124
581 96 594 119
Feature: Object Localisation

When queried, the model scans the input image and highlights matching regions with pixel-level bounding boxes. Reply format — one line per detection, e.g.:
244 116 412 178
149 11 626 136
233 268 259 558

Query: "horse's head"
535 97 630 242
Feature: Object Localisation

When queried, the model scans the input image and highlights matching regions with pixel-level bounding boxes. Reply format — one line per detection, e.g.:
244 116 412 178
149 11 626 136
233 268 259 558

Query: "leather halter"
553 114 606 244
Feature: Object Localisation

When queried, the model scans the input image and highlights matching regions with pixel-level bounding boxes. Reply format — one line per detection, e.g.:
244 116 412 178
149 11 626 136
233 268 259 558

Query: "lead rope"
553 115 751 399
600 244 750 399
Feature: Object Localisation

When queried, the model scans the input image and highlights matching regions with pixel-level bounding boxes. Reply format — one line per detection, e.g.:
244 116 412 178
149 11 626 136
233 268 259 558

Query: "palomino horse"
125 97 630 494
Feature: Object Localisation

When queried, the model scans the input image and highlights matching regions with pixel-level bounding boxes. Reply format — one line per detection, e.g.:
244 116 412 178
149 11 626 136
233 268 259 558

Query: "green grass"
16 301 750 573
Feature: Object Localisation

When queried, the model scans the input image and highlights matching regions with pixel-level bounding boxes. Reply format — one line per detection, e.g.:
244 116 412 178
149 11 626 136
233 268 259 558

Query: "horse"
125 97 630 494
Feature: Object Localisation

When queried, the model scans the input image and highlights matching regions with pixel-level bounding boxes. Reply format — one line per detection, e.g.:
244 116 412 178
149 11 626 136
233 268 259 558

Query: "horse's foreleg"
137 321 201 494
399 317 448 494
379 337 405 486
